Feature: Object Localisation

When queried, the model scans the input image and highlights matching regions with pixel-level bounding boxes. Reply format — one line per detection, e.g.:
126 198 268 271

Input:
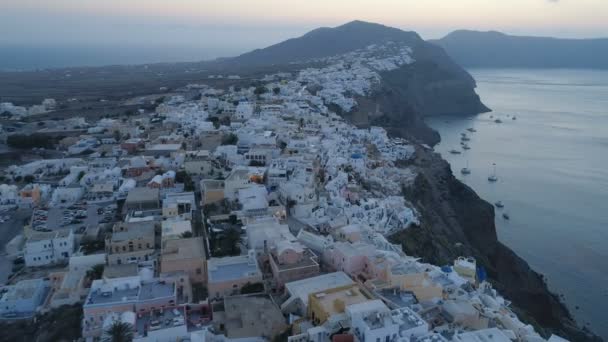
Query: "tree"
7 133 55 149
221 133 238 145
102 321 134 342
272 87 281 95
86 264 105 281
254 86 268 96
180 231 193 238
23 175 35 183
240 282 264 294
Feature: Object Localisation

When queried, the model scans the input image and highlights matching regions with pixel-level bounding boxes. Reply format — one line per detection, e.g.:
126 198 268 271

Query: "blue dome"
351 153 363 159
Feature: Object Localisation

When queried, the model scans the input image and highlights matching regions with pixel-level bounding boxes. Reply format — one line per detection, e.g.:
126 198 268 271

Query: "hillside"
220 21 489 143
0 20 599 341
432 30 608 69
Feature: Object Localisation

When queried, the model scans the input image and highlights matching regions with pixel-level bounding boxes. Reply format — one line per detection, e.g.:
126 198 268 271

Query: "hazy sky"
1 0 607 61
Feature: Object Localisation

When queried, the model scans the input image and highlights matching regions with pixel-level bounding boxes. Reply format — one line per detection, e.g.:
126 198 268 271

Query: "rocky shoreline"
345 61 600 340
390 145 601 341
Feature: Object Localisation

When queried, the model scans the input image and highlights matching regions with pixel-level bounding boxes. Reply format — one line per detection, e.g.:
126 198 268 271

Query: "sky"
0 0 607 67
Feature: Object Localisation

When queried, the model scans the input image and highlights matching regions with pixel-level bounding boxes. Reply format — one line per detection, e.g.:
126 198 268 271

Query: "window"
196 268 202 274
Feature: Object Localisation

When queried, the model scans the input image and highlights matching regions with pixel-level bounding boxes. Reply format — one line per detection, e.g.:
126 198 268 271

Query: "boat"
461 136 471 142
494 119 503 124
462 144 471 150
467 128 477 133
512 116 517 120
461 161 471 175
449 149 462 155
494 201 504 208
503 213 510 220
488 163 498 182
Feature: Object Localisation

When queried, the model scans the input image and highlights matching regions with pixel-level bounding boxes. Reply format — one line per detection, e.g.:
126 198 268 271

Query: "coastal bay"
427 68 608 339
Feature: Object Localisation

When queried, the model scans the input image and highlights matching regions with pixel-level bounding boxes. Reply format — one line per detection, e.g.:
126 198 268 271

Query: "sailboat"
488 163 498 182
461 161 471 175
494 201 504 208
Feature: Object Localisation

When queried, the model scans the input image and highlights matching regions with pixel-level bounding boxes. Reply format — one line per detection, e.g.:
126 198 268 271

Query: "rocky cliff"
389 147 600 341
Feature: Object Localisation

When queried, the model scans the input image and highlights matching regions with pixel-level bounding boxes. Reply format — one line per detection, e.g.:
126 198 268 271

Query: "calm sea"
427 69 608 339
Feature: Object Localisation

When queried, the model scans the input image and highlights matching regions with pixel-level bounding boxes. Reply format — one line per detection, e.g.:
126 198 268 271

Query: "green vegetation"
81 239 105 255
192 283 209 302
221 133 238 145
175 170 195 191
240 282 264 294
209 227 241 257
180 231 194 238
254 86 268 95
0 304 83 342
86 264 105 281
102 321 134 342
7 133 56 149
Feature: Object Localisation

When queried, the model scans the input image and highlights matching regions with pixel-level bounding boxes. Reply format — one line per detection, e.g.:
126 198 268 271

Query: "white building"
24 229 75 267
347 300 428 342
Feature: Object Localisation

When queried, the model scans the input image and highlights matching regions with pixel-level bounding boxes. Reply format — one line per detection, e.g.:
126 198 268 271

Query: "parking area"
30 203 116 233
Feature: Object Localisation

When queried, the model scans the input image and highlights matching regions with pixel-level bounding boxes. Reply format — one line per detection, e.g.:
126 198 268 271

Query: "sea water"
427 68 608 338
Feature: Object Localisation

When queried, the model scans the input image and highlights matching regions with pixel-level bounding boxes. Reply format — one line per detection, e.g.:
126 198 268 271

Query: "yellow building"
308 284 372 325
200 179 225 205
387 263 443 302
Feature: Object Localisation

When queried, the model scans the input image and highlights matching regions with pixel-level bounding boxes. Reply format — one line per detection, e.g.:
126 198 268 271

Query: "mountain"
432 30 608 69
222 21 597 340
227 20 422 66
218 20 489 143
0 20 598 340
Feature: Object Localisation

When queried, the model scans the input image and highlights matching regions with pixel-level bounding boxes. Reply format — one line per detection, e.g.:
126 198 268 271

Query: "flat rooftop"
147 144 181 151
376 288 417 309
202 179 225 190
139 281 175 301
208 255 261 283
162 237 206 261
311 285 371 317
111 224 155 242
126 187 159 203
285 271 354 305
215 295 287 339
85 277 175 307
271 248 318 271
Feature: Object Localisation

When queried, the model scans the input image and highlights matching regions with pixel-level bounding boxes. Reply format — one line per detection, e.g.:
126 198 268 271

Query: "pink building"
82 275 177 339
207 251 263 299
268 241 320 288
324 242 375 277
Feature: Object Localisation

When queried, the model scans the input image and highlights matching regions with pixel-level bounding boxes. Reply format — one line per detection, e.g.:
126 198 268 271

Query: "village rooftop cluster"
0 43 568 342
